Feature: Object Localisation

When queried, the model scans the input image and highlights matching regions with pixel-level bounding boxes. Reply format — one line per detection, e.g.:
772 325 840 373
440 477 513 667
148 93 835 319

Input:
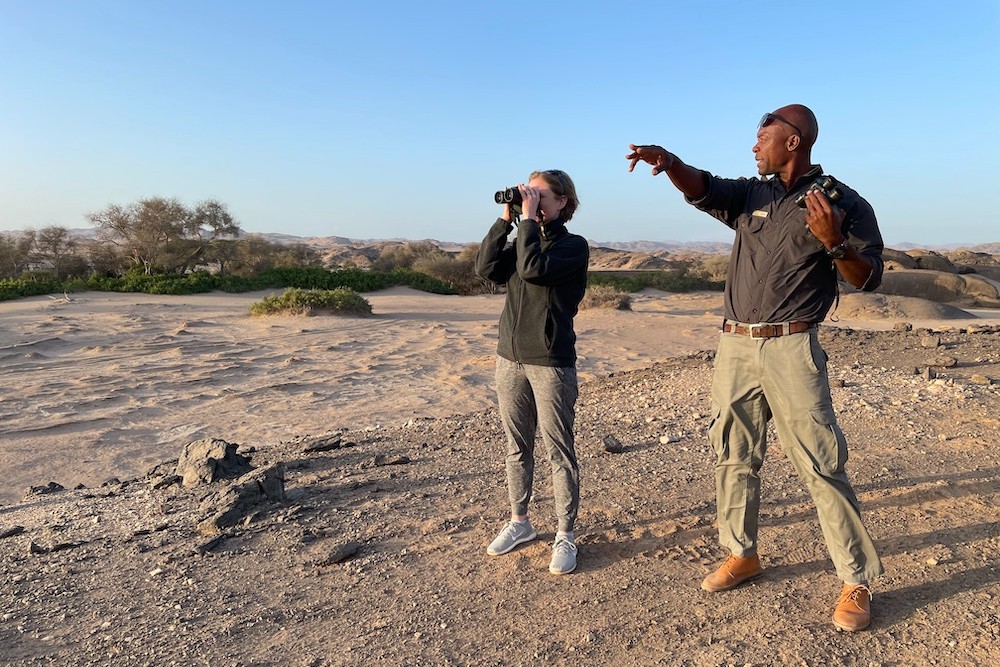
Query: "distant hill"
246 233 734 254
252 233 470 252
892 241 1000 254
589 240 732 254
241 234 1000 256
46 228 1000 256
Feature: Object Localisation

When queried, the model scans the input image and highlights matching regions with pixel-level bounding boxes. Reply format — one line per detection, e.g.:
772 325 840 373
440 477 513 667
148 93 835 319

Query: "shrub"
248 287 373 317
386 268 458 295
0 264 458 302
0 277 64 302
580 284 632 310
588 270 723 293
371 241 446 272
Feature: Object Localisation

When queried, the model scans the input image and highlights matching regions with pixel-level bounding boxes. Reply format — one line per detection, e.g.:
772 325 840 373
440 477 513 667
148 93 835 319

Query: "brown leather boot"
833 584 872 631
700 554 763 592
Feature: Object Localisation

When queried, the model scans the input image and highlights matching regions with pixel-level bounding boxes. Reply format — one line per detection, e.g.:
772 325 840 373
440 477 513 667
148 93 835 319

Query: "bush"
0 264 458 302
248 287 373 317
84 269 222 294
371 241 446 272
580 284 632 310
688 254 730 283
0 277 64 301
411 244 485 295
225 267 457 295
587 270 723 293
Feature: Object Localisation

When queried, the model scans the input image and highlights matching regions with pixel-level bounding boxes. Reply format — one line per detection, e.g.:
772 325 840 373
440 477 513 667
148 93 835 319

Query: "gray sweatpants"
709 329 884 585
494 355 579 533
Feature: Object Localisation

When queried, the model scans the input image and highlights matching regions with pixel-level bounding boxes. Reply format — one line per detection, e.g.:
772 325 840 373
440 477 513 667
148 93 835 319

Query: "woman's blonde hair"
530 169 580 222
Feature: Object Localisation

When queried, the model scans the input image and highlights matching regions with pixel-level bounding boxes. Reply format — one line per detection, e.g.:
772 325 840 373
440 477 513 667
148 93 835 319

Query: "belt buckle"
752 323 787 338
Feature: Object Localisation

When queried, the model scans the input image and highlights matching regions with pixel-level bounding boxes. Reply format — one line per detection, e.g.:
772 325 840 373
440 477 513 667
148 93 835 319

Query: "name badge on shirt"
743 209 769 231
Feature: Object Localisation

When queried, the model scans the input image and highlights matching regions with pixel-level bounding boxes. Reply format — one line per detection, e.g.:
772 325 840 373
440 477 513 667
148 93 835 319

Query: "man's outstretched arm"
626 144 708 200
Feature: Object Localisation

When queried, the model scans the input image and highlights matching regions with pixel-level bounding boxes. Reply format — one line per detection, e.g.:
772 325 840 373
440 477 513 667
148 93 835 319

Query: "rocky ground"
1 325 999 666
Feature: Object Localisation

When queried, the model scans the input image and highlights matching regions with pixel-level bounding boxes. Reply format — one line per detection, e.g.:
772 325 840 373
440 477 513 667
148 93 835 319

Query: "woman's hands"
500 184 541 222
517 183 541 221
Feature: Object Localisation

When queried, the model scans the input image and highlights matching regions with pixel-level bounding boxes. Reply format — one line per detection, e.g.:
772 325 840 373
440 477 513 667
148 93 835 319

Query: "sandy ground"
1 287 999 666
0 288 733 505
2 287 996 505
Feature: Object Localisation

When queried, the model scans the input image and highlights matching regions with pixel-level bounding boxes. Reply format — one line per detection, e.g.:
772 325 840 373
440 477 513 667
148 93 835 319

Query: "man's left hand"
803 189 846 248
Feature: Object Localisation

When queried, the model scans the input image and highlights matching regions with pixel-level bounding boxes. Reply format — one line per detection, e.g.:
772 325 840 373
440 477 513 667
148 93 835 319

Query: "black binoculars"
494 186 522 207
794 175 844 208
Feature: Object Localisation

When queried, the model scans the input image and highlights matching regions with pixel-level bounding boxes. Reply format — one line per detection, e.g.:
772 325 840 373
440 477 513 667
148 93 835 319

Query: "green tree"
0 231 36 279
82 238 129 277
88 197 240 274
233 235 280 275
33 226 90 279
412 243 483 294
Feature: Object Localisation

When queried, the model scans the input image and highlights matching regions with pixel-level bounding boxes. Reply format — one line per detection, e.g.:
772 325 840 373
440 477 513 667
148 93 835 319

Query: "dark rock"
28 539 81 556
373 454 411 466
176 438 253 487
302 435 343 453
24 482 64 499
317 541 362 565
151 475 181 490
197 463 286 534
930 355 958 368
921 335 941 349
602 435 625 453
145 460 182 490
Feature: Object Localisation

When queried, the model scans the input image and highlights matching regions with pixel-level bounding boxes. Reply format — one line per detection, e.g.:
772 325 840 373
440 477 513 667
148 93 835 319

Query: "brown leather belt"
722 321 816 338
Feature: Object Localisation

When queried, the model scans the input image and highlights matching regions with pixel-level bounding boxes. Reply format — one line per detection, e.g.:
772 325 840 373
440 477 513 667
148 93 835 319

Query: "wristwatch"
826 241 849 259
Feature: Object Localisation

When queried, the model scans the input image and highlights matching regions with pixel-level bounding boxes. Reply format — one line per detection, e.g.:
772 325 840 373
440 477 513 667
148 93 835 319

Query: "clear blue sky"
2 1 998 246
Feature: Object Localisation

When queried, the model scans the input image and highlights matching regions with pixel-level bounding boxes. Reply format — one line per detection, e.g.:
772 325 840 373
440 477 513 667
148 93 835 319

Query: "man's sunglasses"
759 112 804 137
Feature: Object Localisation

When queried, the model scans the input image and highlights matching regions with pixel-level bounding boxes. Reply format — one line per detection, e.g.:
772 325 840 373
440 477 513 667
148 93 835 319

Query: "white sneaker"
486 520 537 556
549 536 578 574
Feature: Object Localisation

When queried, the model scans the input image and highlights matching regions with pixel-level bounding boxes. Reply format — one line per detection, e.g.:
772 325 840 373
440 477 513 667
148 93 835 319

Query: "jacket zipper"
511 276 526 361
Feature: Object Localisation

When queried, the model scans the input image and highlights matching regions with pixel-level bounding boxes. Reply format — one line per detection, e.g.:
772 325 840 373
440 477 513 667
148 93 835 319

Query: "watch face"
827 243 847 259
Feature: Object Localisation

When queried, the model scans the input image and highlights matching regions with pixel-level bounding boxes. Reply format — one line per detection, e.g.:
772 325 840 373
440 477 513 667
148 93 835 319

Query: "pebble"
602 435 625 453
921 335 941 349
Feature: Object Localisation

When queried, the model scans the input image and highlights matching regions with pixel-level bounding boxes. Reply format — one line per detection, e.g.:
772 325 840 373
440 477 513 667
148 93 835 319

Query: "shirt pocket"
745 209 768 234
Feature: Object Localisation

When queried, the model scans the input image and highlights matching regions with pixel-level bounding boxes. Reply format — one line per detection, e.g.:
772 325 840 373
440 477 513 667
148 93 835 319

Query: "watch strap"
826 241 849 258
